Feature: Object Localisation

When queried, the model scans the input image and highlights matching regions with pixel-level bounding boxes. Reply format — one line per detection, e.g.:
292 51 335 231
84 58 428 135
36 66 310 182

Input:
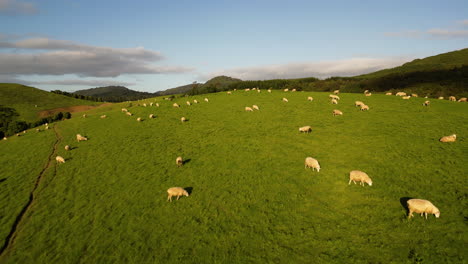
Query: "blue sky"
0 0 467 92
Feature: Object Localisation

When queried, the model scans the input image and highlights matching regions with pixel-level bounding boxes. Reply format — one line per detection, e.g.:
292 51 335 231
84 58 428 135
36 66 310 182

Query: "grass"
0 83 98 122
0 90 467 263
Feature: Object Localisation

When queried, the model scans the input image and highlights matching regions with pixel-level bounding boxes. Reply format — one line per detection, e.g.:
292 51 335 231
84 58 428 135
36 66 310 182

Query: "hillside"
74 86 157 102
0 90 466 263
155 83 196 96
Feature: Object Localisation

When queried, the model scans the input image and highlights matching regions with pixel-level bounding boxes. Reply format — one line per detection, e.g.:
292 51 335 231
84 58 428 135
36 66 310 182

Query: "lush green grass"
0 83 98 122
1 91 467 263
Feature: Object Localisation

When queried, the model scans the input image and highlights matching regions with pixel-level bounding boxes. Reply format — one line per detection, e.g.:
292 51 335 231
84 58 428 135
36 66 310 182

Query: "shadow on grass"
0 178 6 183
184 187 193 195
70 146 78 150
65 157 73 162
183 159 191 165
400 197 413 215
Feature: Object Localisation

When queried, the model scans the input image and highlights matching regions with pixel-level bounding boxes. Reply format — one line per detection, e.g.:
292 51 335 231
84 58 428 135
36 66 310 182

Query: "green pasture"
0 91 467 263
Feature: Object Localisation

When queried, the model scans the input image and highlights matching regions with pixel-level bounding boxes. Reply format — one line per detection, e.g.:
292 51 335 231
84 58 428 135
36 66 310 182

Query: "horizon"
0 0 467 93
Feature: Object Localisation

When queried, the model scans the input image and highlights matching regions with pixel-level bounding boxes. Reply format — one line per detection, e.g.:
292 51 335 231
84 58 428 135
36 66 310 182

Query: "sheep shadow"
184 187 193 195
0 178 6 183
65 157 73 162
70 146 78 150
183 158 191 165
400 197 414 215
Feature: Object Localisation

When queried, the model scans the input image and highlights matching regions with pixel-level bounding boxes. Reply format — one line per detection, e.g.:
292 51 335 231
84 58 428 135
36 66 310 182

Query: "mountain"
74 86 157 102
155 83 196 96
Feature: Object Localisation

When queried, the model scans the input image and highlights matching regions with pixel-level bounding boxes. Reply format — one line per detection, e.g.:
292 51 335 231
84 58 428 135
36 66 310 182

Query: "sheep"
438 96 444 100
402 96 411 100
204 98 209 102
284 88 289 92
100 115 107 119
137 117 142 122
156 103 160 107
180 117 187 122
245 88 250 91
252 105 259 110
121 108 128 112
126 112 133 116
44 125 49 130
304 157 320 172
252 88 256 90
407 199 440 219
173 103 180 108
82 114 87 118
385 92 392 95
334 89 340 94
332 109 343 116
423 101 430 106
348 170 372 186
56 156 65 164
364 90 369 94
396 92 406 96
257 89 261 93
329 94 340 100
282 98 289 102
193 99 198 104
458 97 467 102
2 137 6 140
227 91 232 95
439 134 456 142
36 128 40 132
411 93 418 97
186 101 191 106
355 101 365 107
150 102 154 106
64 145 70 151
176 156 183 166
167 187 189 201
365 93 372 97
360 104 369 111
449 96 456 102
245 107 254 112
331 99 338 105
149 114 155 119
299 126 312 133
268 89 272 93
76 134 88 142
143 103 147 107
291 89 296 92
307 96 313 101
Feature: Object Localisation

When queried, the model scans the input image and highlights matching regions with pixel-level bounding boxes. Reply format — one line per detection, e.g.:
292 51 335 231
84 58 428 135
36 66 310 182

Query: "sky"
0 0 467 92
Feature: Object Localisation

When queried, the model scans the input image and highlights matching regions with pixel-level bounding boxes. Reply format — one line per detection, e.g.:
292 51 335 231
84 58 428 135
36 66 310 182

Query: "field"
0 90 467 263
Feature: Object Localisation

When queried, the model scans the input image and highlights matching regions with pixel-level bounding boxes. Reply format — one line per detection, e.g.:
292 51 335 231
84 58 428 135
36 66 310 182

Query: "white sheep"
193 99 198 104
100 115 107 119
257 89 261 93
64 145 70 151
268 89 272 93
458 97 467 102
176 156 183 166
121 108 128 112
167 187 189 201
307 96 313 101
438 97 444 100
365 93 372 97
396 92 407 96
423 101 430 106
355 101 365 107
204 98 209 102
449 96 456 101
143 103 147 107
282 98 289 102
334 89 340 94
149 114 155 119
56 156 65 164
150 102 154 106
180 117 187 122
76 134 88 142
402 96 411 100
252 105 259 110
364 90 369 94
304 157 320 172
329 94 340 100
156 103 160 107
299 126 312 133
407 199 440 219
348 170 372 186
332 109 343 116
411 93 418 97
186 101 191 106
245 88 250 91
137 117 142 122
2 137 7 140
173 103 180 108
126 112 133 116
331 99 338 104
291 89 296 92
385 92 392 95
82 114 87 118
227 91 232 95
245 107 253 112
439 134 456 142
360 104 369 111
284 88 289 92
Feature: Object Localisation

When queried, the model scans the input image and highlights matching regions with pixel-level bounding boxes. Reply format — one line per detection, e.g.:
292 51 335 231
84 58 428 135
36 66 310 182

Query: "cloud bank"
203 57 410 81
385 19 468 39
0 0 37 15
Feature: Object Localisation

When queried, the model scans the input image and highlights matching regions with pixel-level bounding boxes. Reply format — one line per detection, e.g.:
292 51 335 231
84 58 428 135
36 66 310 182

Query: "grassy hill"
74 86 156 102
0 90 466 263
0 83 98 122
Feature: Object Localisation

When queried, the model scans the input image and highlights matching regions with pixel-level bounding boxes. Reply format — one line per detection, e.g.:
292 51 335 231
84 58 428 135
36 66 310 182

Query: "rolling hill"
74 86 157 102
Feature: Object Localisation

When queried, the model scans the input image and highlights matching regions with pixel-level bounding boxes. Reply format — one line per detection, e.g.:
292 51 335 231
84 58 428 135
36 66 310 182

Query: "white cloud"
202 57 411 81
0 37 193 77
385 19 468 39
27 79 137 87
0 0 37 15
457 19 468 26
427 28 468 38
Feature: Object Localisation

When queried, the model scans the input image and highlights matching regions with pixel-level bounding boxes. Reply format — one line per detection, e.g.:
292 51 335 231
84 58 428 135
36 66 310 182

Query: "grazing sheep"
193 99 198 104
167 187 189 201
268 89 272 93
257 89 261 93
227 91 232 95
332 109 343 116
252 88 256 91
282 98 289 102
449 96 456 101
329 94 340 100
82 114 87 118
245 88 250 91
360 104 369 111
137 117 142 122
176 156 183 166
385 92 392 95
76 134 88 142
252 105 259 110
126 112 133 116
291 89 296 92
406 199 440 219
334 89 340 94
364 90 369 94
180 117 187 122
45 125 49 130
348 170 372 186
36 128 40 132
299 126 312 133
173 103 180 108
411 94 418 97
204 98 209 102
304 157 320 172
121 108 128 112
284 88 289 92
438 97 444 100
407 199 440 219
156 103 160 107
245 107 254 112
365 93 372 97
150 102 154 106
100 115 107 119
186 101 191 106
16 133 20 137
396 92 407 96
355 101 365 107
307 96 313 101
458 97 467 102
2 137 6 140
402 96 411 100
56 156 65 164
331 99 338 104
149 114 155 119
423 101 430 106
439 134 456 142
23 130 26 134
143 103 147 107
65 145 70 151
